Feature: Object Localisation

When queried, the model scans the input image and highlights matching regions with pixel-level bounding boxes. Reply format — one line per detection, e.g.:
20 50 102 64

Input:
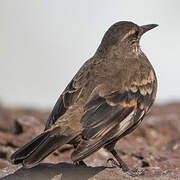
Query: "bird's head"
96 21 158 57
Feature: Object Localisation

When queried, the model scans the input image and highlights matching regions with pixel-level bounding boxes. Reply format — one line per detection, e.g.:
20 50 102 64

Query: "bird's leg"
107 149 128 171
107 149 144 177
73 143 87 167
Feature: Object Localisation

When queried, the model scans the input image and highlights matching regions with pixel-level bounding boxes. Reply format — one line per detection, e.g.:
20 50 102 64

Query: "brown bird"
10 21 158 176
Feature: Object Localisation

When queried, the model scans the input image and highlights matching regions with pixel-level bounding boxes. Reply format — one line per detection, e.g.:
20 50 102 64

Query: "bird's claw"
106 158 144 177
106 158 120 168
126 167 145 177
74 161 87 167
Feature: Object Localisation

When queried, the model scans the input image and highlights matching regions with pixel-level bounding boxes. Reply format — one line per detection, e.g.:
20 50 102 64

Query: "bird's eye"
134 31 139 37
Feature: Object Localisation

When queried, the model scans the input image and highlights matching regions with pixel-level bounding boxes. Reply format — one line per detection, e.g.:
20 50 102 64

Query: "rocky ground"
0 103 180 179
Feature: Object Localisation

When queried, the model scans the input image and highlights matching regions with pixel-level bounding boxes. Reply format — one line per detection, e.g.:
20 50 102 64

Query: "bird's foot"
106 158 144 177
74 160 87 167
126 167 145 177
107 158 120 168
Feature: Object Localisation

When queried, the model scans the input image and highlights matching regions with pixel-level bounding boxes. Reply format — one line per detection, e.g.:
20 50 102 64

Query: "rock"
0 163 180 180
0 103 180 179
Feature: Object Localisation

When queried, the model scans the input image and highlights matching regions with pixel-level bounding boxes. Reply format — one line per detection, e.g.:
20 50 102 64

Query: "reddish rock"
0 103 180 179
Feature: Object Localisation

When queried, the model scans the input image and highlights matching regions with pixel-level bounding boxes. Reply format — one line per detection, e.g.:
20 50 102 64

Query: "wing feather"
72 79 155 162
45 80 79 130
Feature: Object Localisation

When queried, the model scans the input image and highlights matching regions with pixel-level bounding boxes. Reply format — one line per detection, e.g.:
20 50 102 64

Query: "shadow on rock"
0 162 106 180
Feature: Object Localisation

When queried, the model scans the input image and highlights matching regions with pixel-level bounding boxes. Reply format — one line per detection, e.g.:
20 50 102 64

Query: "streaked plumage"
10 21 158 176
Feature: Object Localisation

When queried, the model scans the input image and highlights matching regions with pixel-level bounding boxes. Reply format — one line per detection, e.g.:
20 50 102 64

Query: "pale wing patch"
139 86 147 96
130 85 138 93
130 70 155 96
115 110 135 136
92 122 117 139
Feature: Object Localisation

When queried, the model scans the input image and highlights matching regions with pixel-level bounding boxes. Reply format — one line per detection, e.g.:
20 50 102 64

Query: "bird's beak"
141 24 158 34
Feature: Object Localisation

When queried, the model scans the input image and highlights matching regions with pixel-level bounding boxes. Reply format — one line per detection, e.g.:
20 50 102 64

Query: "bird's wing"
45 79 80 130
44 59 92 130
72 76 156 162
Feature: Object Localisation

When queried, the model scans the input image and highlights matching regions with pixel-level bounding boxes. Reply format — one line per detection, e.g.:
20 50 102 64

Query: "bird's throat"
131 44 143 57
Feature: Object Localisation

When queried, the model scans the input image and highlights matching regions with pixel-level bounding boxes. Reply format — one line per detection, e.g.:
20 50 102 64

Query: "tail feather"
23 134 73 168
10 131 50 165
10 127 75 168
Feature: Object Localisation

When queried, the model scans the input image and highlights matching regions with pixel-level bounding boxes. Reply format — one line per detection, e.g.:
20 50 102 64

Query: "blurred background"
0 0 179 109
1 1 180 175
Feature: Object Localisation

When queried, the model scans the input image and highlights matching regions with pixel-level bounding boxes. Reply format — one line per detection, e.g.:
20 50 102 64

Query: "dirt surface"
0 103 180 179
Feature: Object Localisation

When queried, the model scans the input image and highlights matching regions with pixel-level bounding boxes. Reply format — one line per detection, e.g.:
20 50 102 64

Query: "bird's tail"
10 127 75 168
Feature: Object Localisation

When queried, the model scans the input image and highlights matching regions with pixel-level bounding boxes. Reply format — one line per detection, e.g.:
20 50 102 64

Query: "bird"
10 21 158 176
